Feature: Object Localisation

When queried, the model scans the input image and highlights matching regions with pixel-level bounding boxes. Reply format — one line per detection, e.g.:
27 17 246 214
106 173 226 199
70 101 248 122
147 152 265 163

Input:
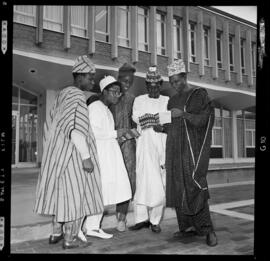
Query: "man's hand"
117 128 128 138
82 157 94 173
171 108 184 118
153 125 164 133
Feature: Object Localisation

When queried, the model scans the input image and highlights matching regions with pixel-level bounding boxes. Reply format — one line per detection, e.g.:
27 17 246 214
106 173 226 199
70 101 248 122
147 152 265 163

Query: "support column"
35 5 43 44
197 11 204 76
210 15 218 79
223 20 230 82
166 6 174 64
235 24 242 84
131 6 138 63
88 6 95 54
231 111 238 161
246 30 253 86
111 6 118 59
149 6 157 65
63 6 71 49
182 6 190 72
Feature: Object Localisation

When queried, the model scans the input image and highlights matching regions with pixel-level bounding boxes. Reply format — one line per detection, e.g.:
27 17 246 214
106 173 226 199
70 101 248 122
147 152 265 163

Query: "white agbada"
132 94 170 208
88 100 132 206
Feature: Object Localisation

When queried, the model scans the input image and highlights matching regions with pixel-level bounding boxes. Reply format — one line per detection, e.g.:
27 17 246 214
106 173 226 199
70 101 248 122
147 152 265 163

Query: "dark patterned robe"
109 93 136 196
165 87 214 216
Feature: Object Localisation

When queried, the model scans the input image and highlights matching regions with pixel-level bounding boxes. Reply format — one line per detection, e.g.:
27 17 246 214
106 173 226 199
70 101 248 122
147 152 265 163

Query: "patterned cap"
72 55 96 74
167 59 186 77
145 66 163 83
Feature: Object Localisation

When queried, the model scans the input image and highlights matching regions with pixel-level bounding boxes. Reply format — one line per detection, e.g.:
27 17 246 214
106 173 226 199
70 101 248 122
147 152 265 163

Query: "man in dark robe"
154 59 218 247
109 63 137 232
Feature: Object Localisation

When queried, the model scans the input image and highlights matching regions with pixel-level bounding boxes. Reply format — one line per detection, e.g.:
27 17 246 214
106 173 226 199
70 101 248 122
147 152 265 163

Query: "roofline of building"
198 6 257 29
13 49 256 97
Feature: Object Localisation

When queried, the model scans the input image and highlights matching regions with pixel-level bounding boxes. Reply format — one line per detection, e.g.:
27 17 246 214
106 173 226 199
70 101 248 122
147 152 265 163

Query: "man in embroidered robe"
155 59 217 246
129 66 174 233
34 55 104 249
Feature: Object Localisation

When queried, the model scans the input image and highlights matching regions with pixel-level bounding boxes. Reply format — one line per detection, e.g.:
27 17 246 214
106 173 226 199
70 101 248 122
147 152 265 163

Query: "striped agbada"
34 86 104 222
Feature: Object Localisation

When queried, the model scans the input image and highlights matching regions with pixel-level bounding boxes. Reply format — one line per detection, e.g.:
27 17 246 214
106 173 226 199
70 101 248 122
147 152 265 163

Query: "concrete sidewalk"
10 167 254 244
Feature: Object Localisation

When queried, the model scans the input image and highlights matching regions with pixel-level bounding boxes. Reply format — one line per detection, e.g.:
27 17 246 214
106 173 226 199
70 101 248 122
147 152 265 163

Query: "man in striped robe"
34 55 104 249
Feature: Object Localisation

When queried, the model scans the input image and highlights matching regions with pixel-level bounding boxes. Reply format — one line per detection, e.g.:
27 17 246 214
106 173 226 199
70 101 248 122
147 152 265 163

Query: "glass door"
12 110 19 165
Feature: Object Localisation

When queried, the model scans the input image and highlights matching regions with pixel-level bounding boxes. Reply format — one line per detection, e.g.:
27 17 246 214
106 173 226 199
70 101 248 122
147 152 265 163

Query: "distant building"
12 6 255 181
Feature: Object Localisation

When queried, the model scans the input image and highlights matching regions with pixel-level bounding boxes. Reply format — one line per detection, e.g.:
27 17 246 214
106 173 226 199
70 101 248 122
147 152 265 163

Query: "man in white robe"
129 66 172 233
79 76 132 239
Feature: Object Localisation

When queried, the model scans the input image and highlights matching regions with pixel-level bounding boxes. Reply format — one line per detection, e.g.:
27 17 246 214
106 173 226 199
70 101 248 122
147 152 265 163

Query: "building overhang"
13 49 255 111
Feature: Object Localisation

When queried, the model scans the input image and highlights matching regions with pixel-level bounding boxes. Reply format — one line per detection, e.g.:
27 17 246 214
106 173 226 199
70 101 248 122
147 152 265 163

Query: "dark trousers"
116 200 130 218
175 201 214 236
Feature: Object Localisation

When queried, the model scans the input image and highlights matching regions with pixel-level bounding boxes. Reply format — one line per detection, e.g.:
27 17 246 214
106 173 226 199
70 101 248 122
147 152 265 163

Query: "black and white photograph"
0 1 268 257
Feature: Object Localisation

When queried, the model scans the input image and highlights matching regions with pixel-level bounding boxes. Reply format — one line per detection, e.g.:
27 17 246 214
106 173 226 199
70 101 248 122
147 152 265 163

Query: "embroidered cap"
145 65 163 83
99 75 121 92
167 59 186 77
72 55 96 74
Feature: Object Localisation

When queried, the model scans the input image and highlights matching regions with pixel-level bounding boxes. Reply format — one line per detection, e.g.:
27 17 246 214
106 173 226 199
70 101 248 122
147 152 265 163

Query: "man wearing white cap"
81 75 132 239
156 59 218 246
34 55 104 249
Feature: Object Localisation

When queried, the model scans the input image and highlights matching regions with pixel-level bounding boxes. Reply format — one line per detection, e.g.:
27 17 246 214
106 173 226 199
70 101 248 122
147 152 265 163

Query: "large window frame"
118 6 131 47
229 34 235 72
189 22 196 63
217 30 223 69
156 12 166 56
173 17 183 59
203 26 210 66
240 38 246 74
95 6 110 43
43 5 64 32
70 6 88 38
14 5 37 26
137 6 149 52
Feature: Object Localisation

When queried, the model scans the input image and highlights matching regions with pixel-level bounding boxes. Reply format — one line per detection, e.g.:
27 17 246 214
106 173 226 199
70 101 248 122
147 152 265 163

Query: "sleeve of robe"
59 89 90 140
71 130 90 160
88 102 118 140
182 88 213 127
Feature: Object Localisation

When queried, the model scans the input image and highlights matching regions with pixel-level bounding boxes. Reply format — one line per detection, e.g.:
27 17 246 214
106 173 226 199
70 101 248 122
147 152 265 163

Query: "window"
173 17 183 59
240 39 246 74
14 5 36 26
252 42 256 76
217 31 223 69
244 111 255 157
137 7 149 52
71 6 88 38
189 22 196 62
156 12 166 55
204 27 210 66
229 35 234 72
237 110 255 158
118 6 131 47
43 6 63 32
95 6 110 43
211 108 223 158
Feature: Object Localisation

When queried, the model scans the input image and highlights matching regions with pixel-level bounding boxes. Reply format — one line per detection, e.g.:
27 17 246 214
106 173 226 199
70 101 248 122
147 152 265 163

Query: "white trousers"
84 214 103 231
134 204 164 225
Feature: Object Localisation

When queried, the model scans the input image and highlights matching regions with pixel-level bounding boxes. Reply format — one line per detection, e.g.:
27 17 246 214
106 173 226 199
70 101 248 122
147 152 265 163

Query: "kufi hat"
72 55 96 74
167 59 186 77
99 75 121 92
118 63 136 78
145 65 163 83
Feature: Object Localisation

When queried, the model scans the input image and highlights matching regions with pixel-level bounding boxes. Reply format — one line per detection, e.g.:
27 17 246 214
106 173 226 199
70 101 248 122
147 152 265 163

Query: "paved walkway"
11 182 255 255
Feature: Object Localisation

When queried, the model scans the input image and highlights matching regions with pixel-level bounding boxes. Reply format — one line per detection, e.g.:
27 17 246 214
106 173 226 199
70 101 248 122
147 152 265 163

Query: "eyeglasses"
108 90 122 97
